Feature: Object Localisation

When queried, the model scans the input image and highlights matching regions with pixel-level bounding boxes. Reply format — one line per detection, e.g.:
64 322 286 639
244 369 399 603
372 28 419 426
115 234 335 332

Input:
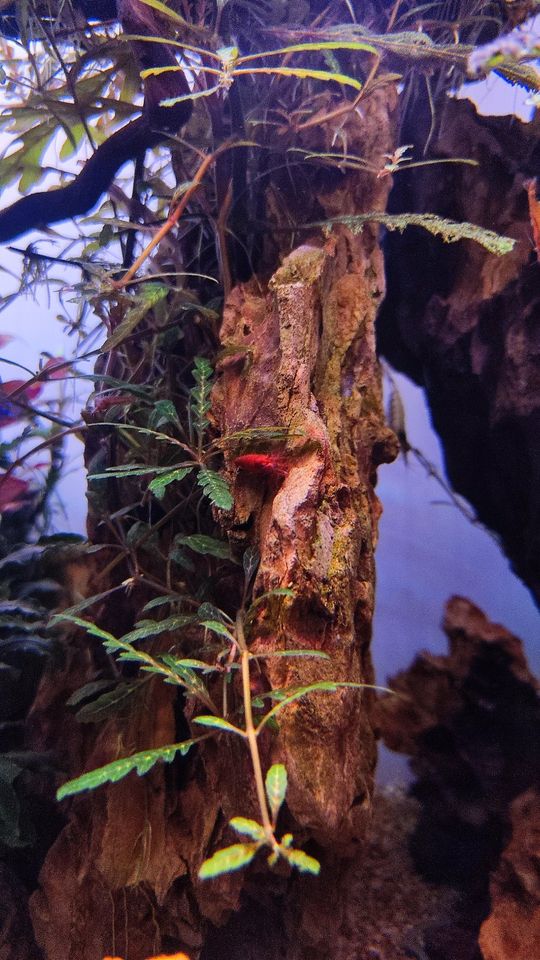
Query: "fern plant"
89 356 233 511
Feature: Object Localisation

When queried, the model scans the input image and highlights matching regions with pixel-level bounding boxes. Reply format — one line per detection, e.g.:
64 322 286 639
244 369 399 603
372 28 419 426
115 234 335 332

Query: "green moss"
271 246 325 287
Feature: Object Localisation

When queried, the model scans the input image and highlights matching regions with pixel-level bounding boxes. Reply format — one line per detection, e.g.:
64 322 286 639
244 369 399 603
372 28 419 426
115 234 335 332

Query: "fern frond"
189 357 213 452
197 468 233 511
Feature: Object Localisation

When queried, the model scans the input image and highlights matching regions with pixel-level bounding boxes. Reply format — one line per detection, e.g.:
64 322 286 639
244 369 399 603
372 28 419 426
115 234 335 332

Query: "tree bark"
26 88 398 960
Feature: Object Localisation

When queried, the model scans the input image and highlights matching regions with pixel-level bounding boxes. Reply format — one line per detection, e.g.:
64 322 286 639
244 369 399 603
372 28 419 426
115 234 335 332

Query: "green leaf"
193 715 244 736
198 843 258 879
56 739 198 800
59 123 85 160
197 602 233 624
234 65 363 91
265 764 287 821
148 399 180 430
90 465 165 480
74 681 142 723
238 40 377 61
168 543 196 572
219 426 295 446
142 593 187 612
157 655 210 696
175 534 232 559
190 356 213 447
197 468 233 510
245 587 296 620
138 0 192 29
49 614 117 644
58 586 125 618
257 680 390 731
160 655 214 673
148 467 193 500
283 847 320 875
229 817 266 842
200 620 236 643
65 679 114 707
255 649 331 660
101 284 168 351
121 614 194 644
125 520 158 551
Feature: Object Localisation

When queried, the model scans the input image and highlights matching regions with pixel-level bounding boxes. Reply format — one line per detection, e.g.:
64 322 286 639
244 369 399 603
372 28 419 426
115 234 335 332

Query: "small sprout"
265 763 287 823
230 817 267 841
198 843 258 879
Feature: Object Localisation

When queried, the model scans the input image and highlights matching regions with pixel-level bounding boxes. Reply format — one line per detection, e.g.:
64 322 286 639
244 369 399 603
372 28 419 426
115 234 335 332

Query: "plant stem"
236 610 275 843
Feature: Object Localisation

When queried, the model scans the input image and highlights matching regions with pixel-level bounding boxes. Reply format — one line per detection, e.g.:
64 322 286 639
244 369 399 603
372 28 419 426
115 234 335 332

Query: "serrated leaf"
90 465 171 480
198 843 258 879
58 586 124 618
197 468 233 510
255 649 331 660
265 764 287 821
161 655 214 673
121 614 194 644
239 40 377 60
235 65 363 91
65 679 115 707
148 467 192 500
49 614 117 644
75 681 141 723
142 593 187 612
229 817 266 841
193 715 244 736
257 680 390 731
56 739 198 799
189 356 213 447
175 534 231 559
283 847 320 875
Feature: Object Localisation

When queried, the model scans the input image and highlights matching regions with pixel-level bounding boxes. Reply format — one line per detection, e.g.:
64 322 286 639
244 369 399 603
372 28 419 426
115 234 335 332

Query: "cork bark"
25 87 398 960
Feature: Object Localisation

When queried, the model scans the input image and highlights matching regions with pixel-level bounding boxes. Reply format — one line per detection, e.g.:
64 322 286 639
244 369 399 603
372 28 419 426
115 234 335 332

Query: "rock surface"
378 96 540 605
376 596 540 958
479 788 540 960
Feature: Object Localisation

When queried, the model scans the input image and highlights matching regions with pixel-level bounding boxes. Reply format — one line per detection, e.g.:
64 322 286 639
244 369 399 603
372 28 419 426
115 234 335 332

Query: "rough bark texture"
378 96 540 605
479 788 540 960
23 88 398 960
376 596 540 959
0 865 41 960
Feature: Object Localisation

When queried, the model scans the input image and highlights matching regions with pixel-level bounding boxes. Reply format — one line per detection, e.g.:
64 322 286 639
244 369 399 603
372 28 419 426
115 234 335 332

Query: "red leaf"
0 335 14 349
0 474 30 513
0 380 42 400
92 393 133 413
41 357 70 380
0 380 42 425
